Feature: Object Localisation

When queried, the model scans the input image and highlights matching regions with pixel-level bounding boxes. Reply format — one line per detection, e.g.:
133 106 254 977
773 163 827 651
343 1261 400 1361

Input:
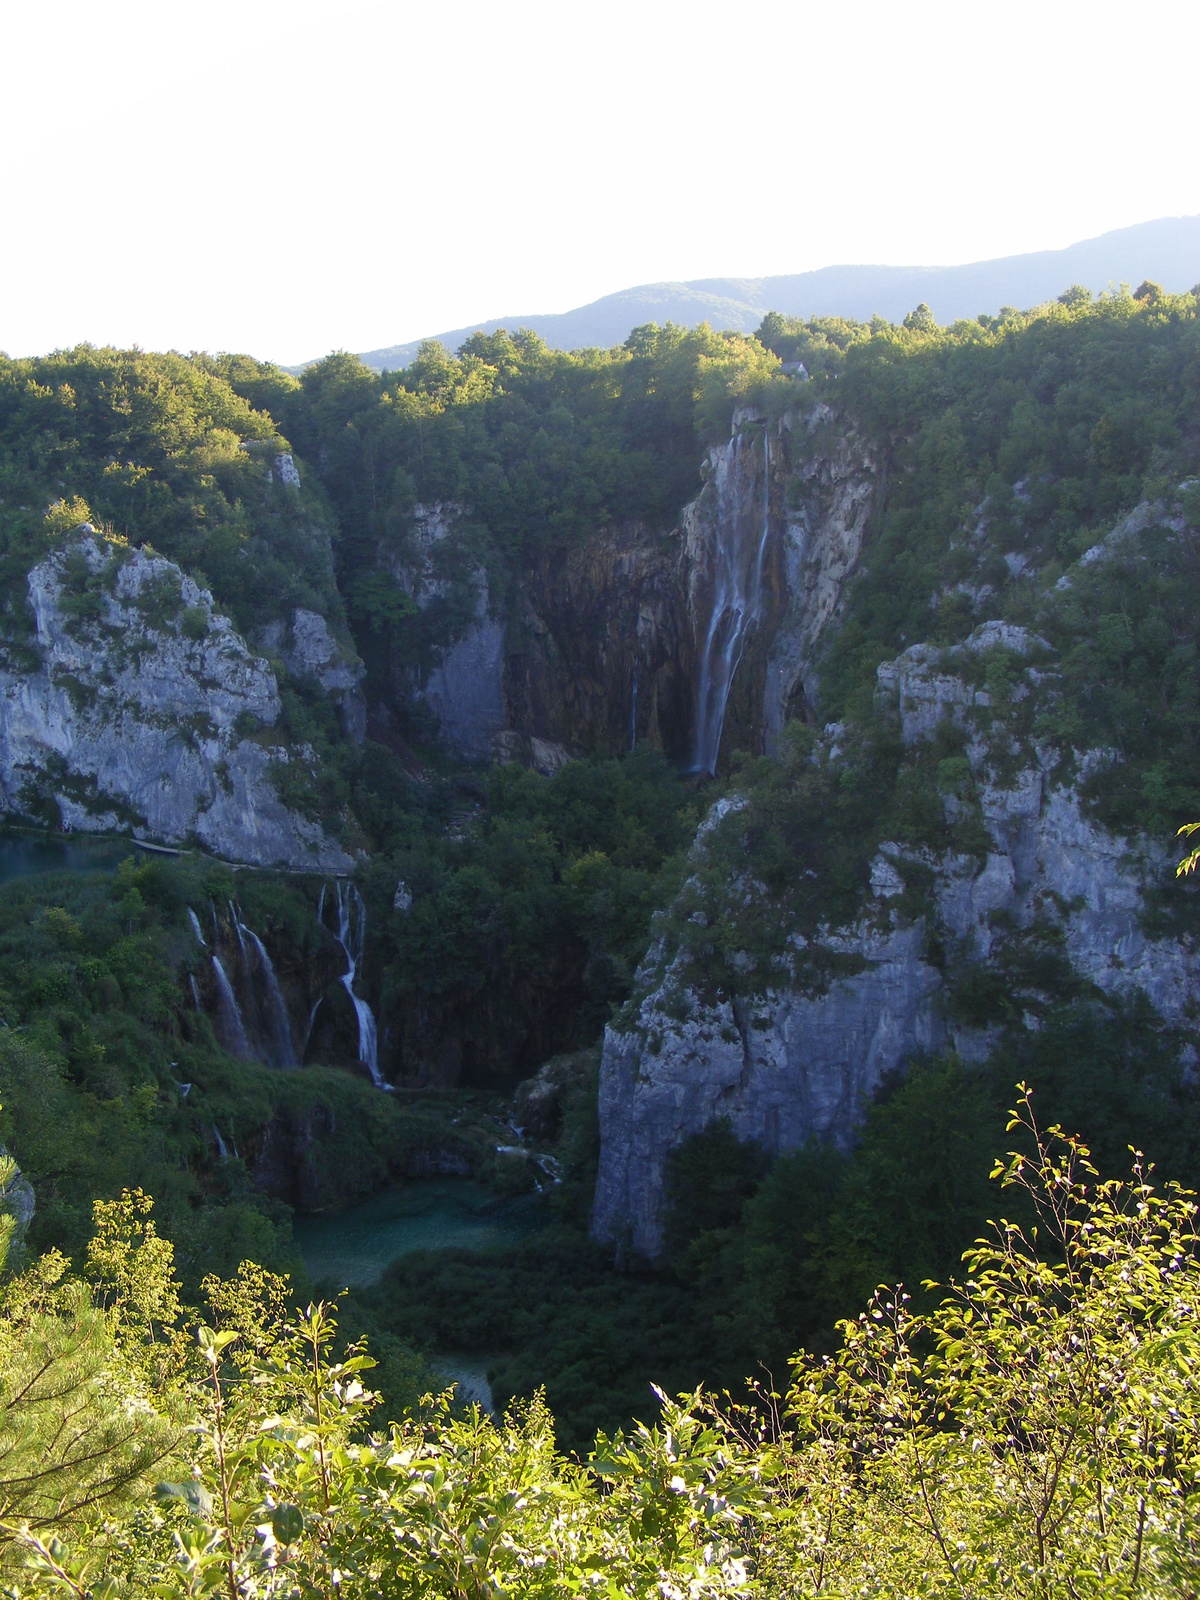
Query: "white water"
241 926 296 1068
691 428 772 775
211 955 252 1059
187 907 207 947
188 973 202 1011
330 881 386 1089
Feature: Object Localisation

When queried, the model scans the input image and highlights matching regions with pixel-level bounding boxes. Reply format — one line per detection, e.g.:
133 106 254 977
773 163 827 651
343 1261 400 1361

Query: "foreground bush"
2 1091 1199 1595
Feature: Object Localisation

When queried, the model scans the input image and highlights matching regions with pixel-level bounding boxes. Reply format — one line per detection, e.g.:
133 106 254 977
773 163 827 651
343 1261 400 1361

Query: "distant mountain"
349 215 1199 372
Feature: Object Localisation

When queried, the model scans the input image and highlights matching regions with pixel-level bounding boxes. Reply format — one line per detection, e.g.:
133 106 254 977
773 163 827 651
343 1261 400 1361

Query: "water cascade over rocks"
210 954 252 1060
191 903 298 1068
322 881 385 1089
691 427 772 773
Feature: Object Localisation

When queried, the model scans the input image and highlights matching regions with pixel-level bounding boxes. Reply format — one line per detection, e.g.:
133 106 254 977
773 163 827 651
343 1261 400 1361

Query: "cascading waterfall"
329 881 385 1089
690 427 773 775
187 907 207 947
240 925 296 1068
189 973 202 1011
211 955 252 1059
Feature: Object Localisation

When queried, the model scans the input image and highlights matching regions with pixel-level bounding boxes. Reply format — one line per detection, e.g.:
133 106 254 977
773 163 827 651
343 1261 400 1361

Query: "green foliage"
0 1199 754 1598
743 1097 1200 1597
363 750 696 1080
0 346 344 634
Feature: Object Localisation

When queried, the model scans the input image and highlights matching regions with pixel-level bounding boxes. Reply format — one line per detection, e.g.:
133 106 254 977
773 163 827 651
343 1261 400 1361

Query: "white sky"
1 0 1197 367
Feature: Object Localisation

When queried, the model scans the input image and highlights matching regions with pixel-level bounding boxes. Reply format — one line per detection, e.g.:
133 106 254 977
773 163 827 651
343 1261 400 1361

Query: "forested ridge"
0 281 1197 1592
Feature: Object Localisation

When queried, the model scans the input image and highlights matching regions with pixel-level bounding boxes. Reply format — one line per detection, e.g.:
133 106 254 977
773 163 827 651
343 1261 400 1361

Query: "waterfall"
229 901 247 958
241 926 296 1068
303 996 323 1054
213 1125 239 1161
211 955 252 1059
187 907 207 947
691 427 773 775
189 973 202 1011
329 881 385 1089
629 660 639 752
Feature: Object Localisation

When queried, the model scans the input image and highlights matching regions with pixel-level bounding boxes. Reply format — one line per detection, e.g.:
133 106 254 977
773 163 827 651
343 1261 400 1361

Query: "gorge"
0 288 1196 1441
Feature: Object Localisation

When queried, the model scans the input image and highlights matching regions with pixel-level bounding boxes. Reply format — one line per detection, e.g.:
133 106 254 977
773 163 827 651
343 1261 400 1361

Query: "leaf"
271 1502 305 1544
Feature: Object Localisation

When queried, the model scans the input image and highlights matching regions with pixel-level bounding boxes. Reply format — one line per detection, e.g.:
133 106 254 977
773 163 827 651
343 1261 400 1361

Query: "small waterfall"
187 907 207 947
241 926 296 1068
188 973 202 1011
329 881 385 1089
229 901 247 959
211 955 252 1059
213 1125 240 1161
303 996 323 1054
691 426 773 775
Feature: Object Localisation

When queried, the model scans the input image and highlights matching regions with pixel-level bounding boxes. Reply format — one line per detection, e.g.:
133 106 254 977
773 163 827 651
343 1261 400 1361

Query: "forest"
0 280 1197 1592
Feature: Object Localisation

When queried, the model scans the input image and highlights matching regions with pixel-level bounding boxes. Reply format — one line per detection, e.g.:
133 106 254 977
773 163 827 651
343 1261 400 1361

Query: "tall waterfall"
330 881 385 1089
211 955 252 1059
691 427 772 774
241 925 296 1068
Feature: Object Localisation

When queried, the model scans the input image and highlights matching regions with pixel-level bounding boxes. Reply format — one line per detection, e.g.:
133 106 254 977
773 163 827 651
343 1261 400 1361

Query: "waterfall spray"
691 426 773 774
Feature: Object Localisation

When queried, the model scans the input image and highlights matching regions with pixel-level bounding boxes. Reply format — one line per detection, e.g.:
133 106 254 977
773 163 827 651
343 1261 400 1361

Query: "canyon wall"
383 401 882 773
592 602 1200 1260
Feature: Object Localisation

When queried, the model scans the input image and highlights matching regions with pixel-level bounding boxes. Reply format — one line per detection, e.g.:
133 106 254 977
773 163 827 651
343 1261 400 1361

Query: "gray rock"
592 921 943 1259
593 622 1200 1260
0 533 353 870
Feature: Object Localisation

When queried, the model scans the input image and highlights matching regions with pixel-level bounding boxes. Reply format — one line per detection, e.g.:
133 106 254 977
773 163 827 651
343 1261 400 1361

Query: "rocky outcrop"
257 607 366 743
592 617 1199 1260
0 1146 35 1262
592 922 943 1257
0 532 353 870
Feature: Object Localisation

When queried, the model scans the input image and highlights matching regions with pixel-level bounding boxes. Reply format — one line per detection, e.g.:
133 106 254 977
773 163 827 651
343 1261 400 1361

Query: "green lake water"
0 834 129 883
294 1178 547 1413
293 1178 545 1291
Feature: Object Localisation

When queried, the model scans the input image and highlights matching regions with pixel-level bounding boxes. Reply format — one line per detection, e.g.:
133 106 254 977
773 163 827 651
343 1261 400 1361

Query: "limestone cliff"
592 609 1200 1260
0 531 354 870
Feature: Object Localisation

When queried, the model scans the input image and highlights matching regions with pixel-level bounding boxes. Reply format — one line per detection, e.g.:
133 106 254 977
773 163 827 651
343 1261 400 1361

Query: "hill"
350 213 1199 370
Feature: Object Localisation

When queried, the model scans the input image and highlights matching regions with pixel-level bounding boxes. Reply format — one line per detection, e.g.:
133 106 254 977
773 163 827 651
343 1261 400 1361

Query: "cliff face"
592 611 1200 1260
383 403 881 772
0 532 354 870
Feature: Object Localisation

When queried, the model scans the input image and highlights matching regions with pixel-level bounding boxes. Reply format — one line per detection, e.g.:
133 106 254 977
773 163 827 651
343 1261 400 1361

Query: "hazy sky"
2 0 1197 366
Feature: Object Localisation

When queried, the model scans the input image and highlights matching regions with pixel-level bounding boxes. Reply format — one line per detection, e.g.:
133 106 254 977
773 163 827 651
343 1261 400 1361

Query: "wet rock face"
0 532 353 870
506 522 695 763
388 406 881 770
